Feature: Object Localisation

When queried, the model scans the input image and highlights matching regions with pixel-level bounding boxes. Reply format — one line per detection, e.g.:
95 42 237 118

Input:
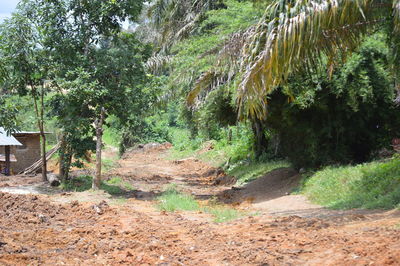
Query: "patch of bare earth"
0 143 399 265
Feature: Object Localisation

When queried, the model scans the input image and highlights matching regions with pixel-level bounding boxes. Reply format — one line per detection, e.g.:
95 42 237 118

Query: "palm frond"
145 54 173 73
147 0 226 50
187 71 218 107
237 0 383 119
393 0 400 33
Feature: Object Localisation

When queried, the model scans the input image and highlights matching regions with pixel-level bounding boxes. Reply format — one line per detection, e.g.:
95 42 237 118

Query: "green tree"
0 5 54 181
34 0 148 186
1 0 146 187
0 96 19 133
54 33 150 187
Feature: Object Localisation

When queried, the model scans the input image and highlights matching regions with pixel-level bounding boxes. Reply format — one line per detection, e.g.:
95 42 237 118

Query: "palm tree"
237 0 400 119
147 0 227 51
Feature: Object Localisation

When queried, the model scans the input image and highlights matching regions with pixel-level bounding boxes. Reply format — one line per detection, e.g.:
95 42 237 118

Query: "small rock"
38 214 47 223
70 200 79 207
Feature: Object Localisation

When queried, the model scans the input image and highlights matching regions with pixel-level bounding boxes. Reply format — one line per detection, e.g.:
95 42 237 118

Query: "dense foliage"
139 1 399 169
266 35 400 168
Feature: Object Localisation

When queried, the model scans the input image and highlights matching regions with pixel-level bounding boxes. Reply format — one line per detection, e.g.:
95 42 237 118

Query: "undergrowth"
302 157 400 209
60 175 134 195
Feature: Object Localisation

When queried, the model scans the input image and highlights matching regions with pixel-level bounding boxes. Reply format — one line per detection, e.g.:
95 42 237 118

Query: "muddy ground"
0 144 399 265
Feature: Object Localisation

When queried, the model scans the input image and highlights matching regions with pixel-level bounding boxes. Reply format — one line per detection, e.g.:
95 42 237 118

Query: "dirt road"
0 144 399 265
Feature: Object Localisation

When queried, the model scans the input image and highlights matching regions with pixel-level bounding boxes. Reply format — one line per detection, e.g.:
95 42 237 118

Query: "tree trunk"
40 132 47 181
251 118 268 159
227 128 233 144
59 133 66 180
59 133 72 182
32 87 47 182
40 88 47 182
92 107 105 190
5 146 10 176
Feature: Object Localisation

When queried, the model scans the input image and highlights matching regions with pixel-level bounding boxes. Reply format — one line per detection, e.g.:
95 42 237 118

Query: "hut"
0 128 49 175
0 127 22 176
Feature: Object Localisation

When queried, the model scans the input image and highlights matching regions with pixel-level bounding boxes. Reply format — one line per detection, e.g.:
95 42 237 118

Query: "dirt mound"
0 192 106 227
220 167 301 204
270 215 331 230
212 174 236 186
122 142 172 158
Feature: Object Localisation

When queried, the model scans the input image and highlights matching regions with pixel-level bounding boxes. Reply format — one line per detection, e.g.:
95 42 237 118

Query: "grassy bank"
302 157 400 209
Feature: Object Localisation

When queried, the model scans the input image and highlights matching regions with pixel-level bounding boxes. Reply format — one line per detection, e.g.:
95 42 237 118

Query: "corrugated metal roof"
13 131 51 136
0 127 23 146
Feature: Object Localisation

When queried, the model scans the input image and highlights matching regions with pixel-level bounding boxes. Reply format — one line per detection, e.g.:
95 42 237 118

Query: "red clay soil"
0 144 399 265
0 192 399 265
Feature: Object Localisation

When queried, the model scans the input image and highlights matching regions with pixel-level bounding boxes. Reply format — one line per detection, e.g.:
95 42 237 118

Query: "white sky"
0 0 131 28
0 0 20 22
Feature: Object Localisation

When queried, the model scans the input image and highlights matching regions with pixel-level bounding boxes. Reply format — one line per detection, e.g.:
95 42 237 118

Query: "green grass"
106 177 134 190
102 158 119 172
60 175 132 196
157 186 200 212
206 207 242 223
227 160 290 185
156 185 247 222
302 157 400 210
165 127 290 186
111 198 128 205
164 128 202 160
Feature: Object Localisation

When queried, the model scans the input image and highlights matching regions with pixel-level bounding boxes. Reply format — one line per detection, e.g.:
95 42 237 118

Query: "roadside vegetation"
60 175 134 196
157 185 245 223
302 158 400 210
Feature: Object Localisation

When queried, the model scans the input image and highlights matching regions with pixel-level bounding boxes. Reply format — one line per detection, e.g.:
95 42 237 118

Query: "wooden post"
5 146 10 176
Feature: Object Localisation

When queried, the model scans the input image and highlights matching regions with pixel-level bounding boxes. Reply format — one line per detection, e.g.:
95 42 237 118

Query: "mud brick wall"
0 135 41 174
